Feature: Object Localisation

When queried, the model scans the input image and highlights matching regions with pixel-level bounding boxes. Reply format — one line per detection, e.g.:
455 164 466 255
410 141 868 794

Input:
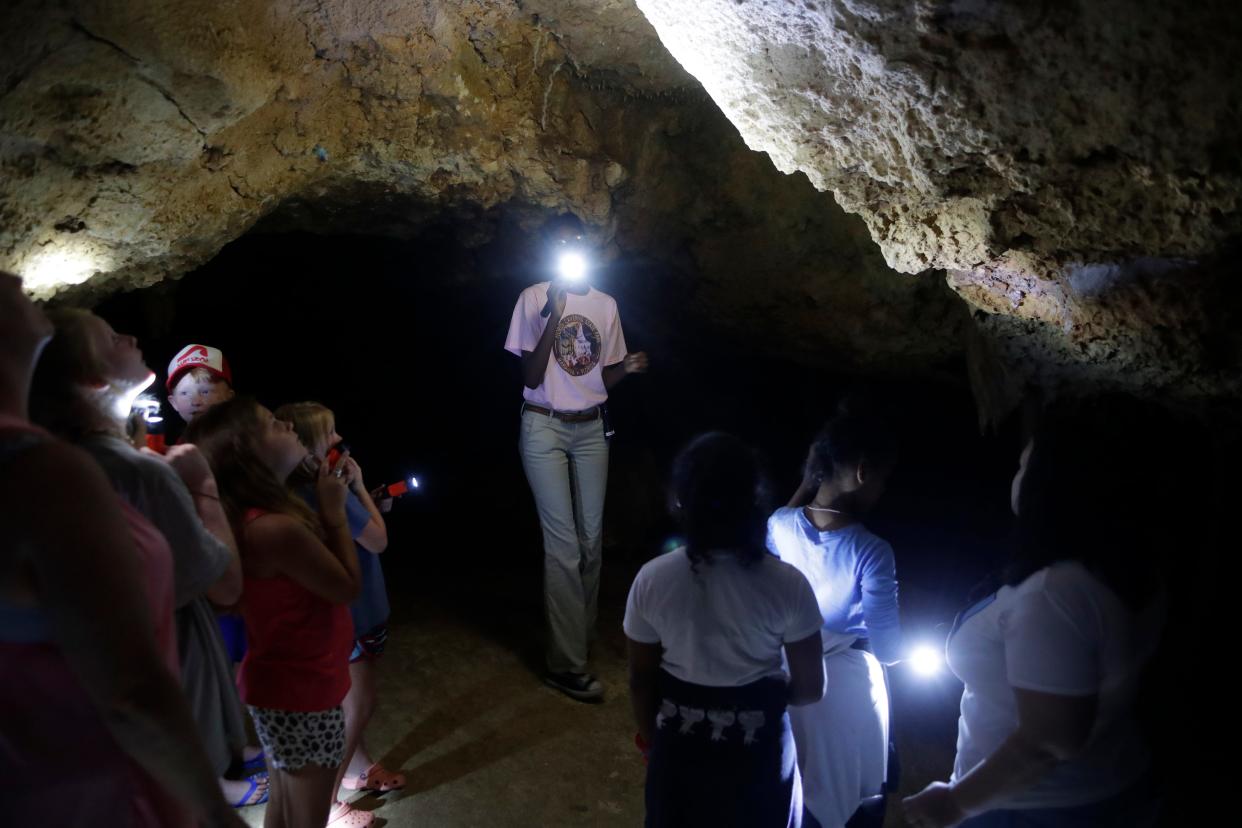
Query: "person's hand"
342 455 365 491
544 282 567 320
903 782 967 828
369 485 394 514
164 444 216 494
623 351 649 375
316 447 350 525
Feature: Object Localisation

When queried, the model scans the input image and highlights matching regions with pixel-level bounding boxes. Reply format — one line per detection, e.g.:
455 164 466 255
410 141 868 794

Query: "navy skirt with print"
646 670 801 828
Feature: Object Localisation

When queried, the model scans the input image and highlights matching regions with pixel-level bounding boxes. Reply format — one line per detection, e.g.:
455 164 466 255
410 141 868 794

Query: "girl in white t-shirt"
903 397 1167 828
624 433 825 827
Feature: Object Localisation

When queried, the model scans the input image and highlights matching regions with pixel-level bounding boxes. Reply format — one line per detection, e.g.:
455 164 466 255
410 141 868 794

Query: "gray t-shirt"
84 435 231 607
83 434 245 773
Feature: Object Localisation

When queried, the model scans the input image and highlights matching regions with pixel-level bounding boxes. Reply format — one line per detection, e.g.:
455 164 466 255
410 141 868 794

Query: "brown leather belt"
522 403 600 423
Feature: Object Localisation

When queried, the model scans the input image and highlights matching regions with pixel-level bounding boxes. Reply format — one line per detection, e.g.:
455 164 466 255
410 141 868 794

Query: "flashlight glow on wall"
557 251 588 282
22 243 112 294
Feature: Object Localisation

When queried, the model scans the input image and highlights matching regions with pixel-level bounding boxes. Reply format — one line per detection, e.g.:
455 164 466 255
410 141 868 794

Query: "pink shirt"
0 417 186 826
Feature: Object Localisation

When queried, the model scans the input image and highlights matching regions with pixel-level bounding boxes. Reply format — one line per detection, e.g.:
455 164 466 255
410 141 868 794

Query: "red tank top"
236 508 352 711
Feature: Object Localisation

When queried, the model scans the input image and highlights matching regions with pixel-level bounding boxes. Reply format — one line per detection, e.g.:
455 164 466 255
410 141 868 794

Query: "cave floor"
237 561 954 827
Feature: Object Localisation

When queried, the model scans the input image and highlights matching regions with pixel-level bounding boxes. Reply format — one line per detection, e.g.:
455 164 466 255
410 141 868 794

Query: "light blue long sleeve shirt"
766 507 904 664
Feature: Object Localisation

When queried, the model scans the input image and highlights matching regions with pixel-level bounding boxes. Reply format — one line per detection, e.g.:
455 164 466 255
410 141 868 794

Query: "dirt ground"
238 563 958 828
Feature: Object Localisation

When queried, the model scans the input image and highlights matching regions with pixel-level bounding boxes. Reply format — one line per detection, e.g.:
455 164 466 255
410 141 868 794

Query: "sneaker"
544 671 605 702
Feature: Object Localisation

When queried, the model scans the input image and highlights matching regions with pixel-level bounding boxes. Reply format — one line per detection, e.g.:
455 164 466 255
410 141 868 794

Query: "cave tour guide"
504 215 649 702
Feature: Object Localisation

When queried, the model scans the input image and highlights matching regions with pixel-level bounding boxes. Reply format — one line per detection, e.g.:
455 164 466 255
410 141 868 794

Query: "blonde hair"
29 308 121 440
274 401 336 487
274 402 336 456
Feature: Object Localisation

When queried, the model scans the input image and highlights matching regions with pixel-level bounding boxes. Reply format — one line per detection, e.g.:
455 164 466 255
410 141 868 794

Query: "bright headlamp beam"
557 251 588 282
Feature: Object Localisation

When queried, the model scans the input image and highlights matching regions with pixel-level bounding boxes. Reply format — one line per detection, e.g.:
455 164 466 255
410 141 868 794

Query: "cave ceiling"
2 0 1240 418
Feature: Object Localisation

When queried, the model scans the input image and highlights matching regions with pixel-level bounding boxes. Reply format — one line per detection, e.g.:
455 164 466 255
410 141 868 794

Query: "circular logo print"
554 314 602 376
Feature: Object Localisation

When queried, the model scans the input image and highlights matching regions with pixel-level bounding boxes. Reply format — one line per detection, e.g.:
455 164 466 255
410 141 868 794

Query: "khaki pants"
519 407 609 674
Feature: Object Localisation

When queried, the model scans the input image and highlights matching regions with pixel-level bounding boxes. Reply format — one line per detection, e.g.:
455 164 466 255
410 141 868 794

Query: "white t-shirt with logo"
947 561 1164 809
504 283 628 411
624 547 824 687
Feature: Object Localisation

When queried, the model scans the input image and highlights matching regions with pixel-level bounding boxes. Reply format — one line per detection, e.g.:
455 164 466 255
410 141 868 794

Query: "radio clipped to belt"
601 403 615 441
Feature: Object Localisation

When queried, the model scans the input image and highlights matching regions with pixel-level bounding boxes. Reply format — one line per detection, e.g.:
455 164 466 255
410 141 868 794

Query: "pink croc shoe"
327 801 374 827
341 763 407 793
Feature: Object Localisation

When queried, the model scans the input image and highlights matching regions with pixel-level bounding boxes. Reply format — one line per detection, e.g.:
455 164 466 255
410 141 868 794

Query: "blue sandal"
241 749 267 773
230 774 269 808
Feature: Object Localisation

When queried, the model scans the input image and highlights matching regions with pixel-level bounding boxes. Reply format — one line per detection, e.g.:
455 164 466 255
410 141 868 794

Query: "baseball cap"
166 344 232 391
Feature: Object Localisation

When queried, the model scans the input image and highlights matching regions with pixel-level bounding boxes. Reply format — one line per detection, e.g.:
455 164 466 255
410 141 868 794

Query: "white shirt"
624 547 824 687
504 282 627 411
947 561 1164 809
767 509 904 664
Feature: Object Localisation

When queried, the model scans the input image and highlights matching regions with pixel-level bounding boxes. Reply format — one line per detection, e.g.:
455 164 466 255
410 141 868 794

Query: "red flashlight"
371 475 421 500
326 441 348 467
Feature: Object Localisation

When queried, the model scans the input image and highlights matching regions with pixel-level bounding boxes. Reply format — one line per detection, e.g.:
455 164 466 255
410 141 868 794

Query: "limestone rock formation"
635 0 1242 278
3 0 1239 416
634 0 1242 407
1 0 964 376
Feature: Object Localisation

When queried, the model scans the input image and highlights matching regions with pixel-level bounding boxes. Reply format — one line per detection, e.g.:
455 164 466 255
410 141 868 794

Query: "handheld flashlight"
326 442 349 478
133 395 164 425
373 475 422 500
907 644 944 678
130 394 167 454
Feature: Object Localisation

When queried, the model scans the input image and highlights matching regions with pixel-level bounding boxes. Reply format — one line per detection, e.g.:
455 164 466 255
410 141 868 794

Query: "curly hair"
669 432 771 569
804 408 898 491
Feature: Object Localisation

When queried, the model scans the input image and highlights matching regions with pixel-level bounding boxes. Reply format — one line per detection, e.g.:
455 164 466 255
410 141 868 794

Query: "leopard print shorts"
247 705 345 771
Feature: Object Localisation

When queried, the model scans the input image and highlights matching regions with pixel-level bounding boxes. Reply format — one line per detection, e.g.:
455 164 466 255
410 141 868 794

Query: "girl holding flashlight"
902 397 1166 828
766 409 902 828
185 397 366 828
274 402 405 811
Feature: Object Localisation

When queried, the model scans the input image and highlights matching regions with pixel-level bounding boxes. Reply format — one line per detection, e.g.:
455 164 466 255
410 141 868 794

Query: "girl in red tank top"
185 397 367 828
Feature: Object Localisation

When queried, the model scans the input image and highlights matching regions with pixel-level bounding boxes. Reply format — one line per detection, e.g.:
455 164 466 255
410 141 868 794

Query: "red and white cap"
166 344 232 391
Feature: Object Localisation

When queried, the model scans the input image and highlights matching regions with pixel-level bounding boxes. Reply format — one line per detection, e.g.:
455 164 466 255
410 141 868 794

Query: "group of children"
623 415 904 828
3 269 1167 828
624 402 1166 828
7 292 402 826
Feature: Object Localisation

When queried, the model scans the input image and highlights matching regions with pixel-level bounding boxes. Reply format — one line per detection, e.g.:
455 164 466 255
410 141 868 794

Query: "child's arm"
245 464 361 603
344 456 388 553
627 638 662 746
243 515 360 604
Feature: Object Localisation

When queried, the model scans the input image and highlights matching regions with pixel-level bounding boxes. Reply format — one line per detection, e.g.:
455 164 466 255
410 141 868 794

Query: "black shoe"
544 671 604 702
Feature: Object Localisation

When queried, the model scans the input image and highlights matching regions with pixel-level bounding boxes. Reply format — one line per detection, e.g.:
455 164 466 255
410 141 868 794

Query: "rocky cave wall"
2 0 1239 421
636 0 1242 411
